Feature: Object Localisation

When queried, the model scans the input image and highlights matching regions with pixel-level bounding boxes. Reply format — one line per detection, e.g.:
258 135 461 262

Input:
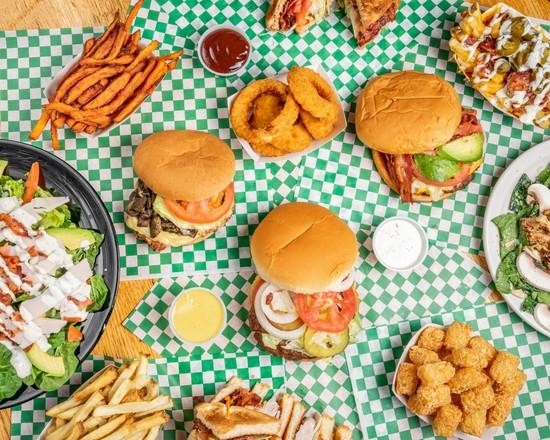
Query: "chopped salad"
492 163 550 330
0 160 108 401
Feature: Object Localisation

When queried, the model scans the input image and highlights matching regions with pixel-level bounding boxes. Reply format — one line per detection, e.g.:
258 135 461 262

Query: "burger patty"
126 180 198 239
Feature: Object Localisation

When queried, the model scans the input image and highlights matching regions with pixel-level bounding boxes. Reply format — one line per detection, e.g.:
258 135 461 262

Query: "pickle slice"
303 327 349 358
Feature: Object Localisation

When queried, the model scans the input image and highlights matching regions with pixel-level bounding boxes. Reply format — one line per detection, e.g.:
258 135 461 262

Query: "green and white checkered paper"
346 301 550 439
10 350 285 440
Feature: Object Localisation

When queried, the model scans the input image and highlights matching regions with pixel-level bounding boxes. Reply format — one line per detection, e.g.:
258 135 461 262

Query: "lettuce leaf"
536 164 550 187
88 275 109 312
509 173 532 213
69 231 104 267
0 176 25 199
33 332 79 392
38 204 74 229
492 213 519 258
0 344 23 400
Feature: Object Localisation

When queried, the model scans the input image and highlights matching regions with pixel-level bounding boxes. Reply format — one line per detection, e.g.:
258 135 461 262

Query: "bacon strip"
357 2 398 46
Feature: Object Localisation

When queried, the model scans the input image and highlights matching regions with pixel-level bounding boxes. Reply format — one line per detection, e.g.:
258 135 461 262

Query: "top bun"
251 202 358 294
355 71 462 155
134 130 235 202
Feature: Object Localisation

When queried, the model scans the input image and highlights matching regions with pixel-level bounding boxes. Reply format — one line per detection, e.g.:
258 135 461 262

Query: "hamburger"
125 130 236 250
249 202 360 361
355 71 485 203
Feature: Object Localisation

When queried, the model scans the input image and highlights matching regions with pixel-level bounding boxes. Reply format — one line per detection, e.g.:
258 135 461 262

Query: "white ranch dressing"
373 218 427 271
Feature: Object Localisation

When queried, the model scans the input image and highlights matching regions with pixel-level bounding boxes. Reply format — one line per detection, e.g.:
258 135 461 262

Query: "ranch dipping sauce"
372 217 428 272
169 288 226 344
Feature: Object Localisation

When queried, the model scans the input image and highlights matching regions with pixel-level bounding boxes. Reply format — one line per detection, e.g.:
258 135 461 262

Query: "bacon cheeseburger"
125 130 236 250
249 202 360 360
356 71 485 203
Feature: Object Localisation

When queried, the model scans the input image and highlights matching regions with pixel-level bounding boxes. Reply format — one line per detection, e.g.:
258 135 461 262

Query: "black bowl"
0 139 119 409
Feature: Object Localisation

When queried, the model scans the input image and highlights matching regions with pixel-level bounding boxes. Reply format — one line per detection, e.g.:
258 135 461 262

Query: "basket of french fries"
28 0 183 149
40 356 172 440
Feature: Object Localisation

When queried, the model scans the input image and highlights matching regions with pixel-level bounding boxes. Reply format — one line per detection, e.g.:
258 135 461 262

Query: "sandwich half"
266 0 335 33
342 0 400 46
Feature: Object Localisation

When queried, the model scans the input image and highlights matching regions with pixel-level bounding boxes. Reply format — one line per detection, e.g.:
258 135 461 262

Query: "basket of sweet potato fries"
28 0 182 149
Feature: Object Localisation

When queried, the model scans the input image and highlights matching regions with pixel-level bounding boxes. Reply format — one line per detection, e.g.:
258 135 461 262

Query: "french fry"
125 0 144 32
86 13 120 58
77 78 109 105
79 414 127 440
82 416 105 432
64 66 124 104
109 378 132 405
50 122 59 150
56 403 83 420
128 30 141 52
125 40 159 72
84 72 131 109
93 395 172 417
46 394 81 418
109 360 139 401
80 54 135 66
84 125 96 134
28 110 50 140
135 356 148 378
52 115 66 128
66 422 85 440
54 418 66 428
145 381 159 401
102 412 168 440
144 426 160 440
71 121 86 133
73 366 118 402
107 25 127 59
124 430 148 440
47 391 104 440
159 49 183 61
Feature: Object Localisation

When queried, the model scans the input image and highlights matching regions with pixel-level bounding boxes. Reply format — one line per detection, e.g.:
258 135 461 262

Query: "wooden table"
0 0 548 438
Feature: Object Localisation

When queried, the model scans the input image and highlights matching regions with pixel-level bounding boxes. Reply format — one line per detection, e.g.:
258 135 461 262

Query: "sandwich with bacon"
249 202 361 361
125 130 236 250
355 71 485 203
265 0 335 34
189 376 352 440
342 0 400 46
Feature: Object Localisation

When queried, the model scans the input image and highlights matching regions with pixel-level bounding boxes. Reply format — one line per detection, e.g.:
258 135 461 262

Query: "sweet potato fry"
53 67 101 101
107 26 127 59
28 110 50 140
127 30 141 54
113 60 167 123
125 40 159 72
84 125 96 134
50 122 59 150
87 13 120 58
53 115 66 128
71 122 86 133
77 79 109 105
129 61 147 75
83 38 95 55
64 66 124 104
83 72 131 109
125 0 144 32
80 54 134 66
159 50 183 61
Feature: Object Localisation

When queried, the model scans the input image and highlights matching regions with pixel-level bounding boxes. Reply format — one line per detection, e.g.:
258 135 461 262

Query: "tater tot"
494 369 526 396
408 393 437 416
461 383 495 412
416 384 451 409
468 335 497 368
443 322 472 350
396 362 418 396
487 392 516 426
417 326 445 352
408 346 439 365
417 361 455 386
447 347 483 369
448 367 488 394
433 404 462 437
489 351 520 384
459 409 487 437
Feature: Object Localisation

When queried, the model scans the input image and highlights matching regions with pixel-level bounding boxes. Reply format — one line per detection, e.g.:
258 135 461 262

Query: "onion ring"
288 66 339 120
230 79 299 143
250 140 288 157
271 122 313 152
300 108 334 140
250 93 283 129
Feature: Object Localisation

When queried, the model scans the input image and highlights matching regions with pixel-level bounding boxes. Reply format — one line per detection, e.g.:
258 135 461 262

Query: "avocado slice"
26 344 65 377
46 228 96 250
438 132 484 163
0 160 7 176
414 154 461 183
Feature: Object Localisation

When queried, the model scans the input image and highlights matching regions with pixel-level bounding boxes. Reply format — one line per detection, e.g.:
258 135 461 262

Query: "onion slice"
258 282 299 325
254 286 305 340
327 271 354 292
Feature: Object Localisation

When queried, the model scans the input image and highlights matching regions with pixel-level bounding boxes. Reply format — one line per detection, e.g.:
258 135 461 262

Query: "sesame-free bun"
250 202 358 294
133 130 235 202
355 71 462 155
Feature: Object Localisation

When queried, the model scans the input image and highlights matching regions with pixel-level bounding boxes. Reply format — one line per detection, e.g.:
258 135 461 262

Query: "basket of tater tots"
392 322 526 439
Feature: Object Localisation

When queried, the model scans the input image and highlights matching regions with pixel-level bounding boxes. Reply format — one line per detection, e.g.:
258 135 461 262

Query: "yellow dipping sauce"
171 289 225 343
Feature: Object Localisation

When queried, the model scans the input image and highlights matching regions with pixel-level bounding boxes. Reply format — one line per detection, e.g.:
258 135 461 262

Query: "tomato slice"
295 0 312 25
413 161 472 188
164 183 234 224
294 287 358 333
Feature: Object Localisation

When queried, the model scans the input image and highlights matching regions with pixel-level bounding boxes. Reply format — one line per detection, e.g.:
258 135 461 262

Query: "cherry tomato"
164 183 234 224
294 287 358 333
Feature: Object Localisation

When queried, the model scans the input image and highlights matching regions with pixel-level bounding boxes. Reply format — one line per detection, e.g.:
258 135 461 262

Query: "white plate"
483 139 550 338
392 324 502 440
227 65 347 164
